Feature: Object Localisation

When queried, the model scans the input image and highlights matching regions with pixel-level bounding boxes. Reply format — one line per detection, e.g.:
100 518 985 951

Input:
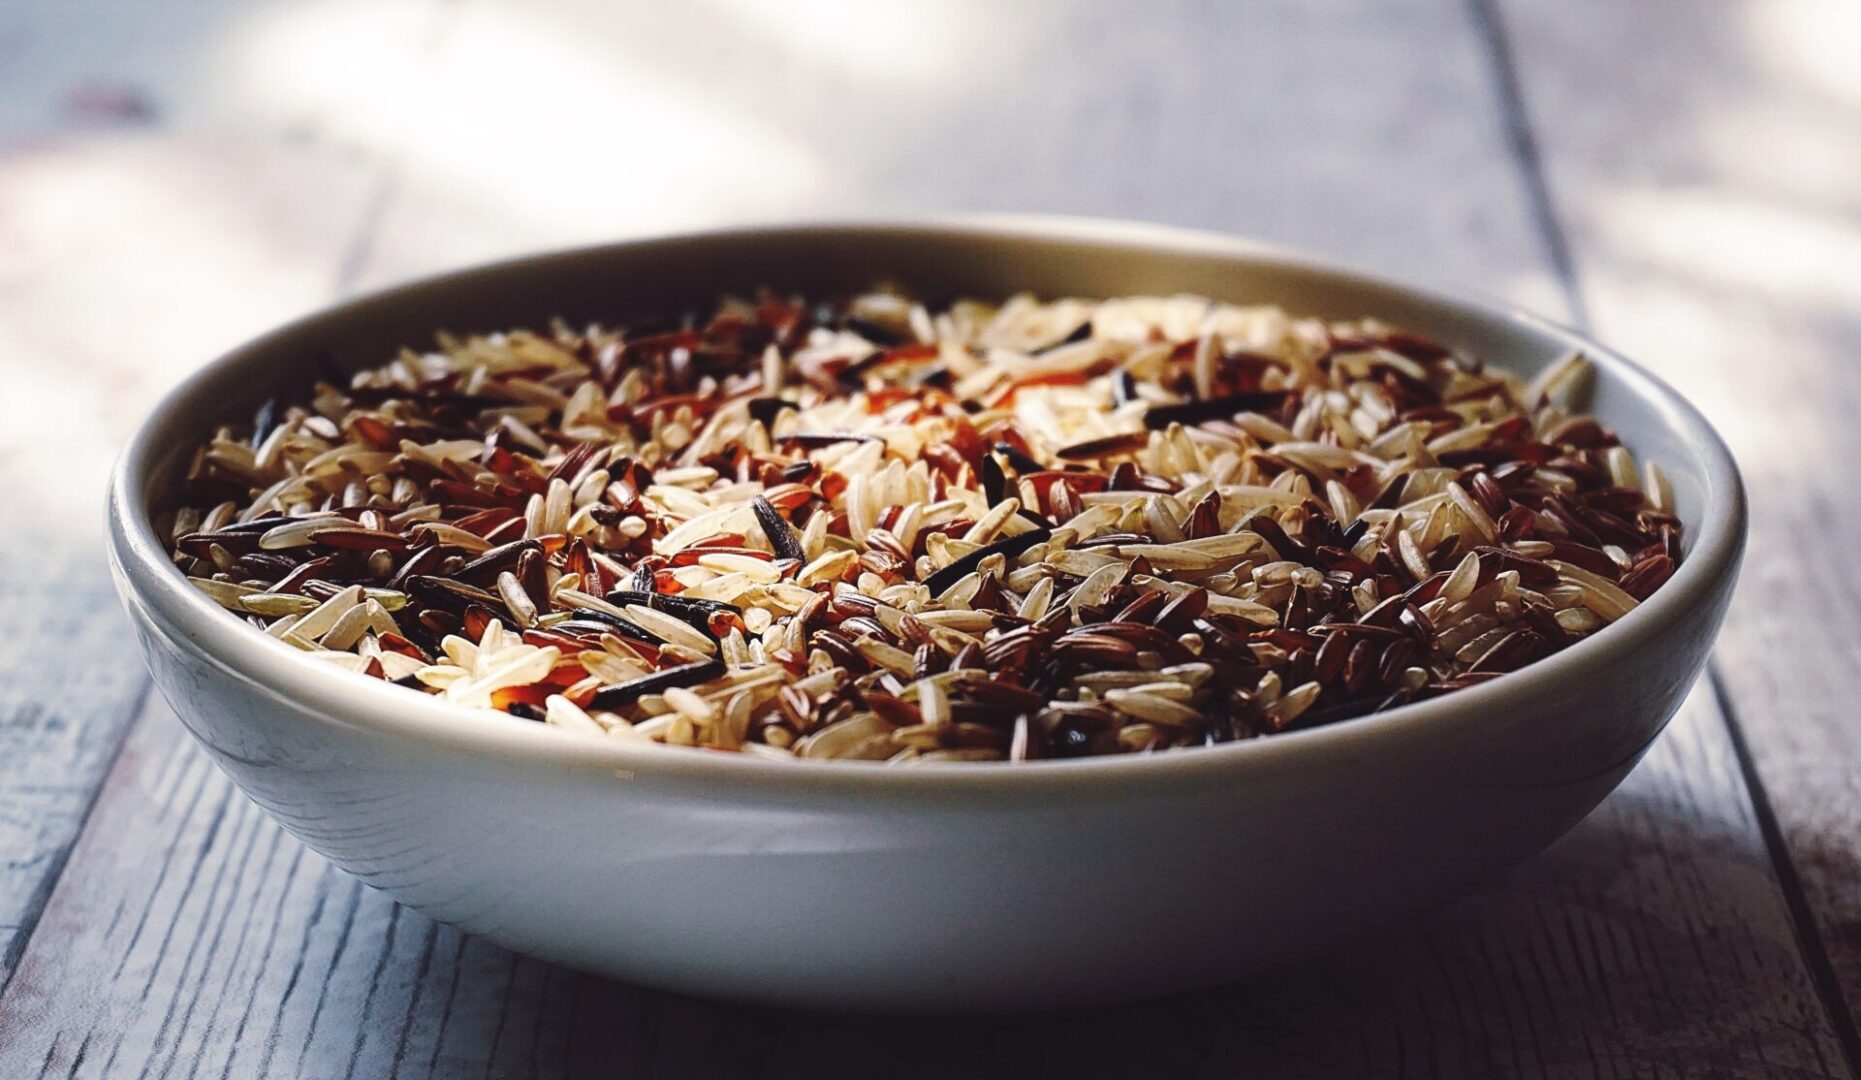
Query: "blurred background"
5 0 1858 525
3 1 1860 1075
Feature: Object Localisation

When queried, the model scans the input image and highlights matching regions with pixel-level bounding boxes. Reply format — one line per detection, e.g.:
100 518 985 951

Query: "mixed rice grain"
161 289 1684 762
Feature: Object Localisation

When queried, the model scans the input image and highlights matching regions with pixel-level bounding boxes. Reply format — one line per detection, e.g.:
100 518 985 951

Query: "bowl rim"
106 214 1747 793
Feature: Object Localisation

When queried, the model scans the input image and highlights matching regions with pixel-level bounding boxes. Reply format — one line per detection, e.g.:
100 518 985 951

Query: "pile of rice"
162 289 1682 762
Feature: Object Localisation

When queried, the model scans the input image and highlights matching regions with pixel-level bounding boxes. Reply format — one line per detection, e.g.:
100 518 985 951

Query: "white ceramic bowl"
106 219 1745 1012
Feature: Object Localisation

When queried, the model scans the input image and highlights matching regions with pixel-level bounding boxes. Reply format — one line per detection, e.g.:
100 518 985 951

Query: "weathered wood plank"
0 137 373 977
0 0 1848 1074
0 0 417 987
0 539 147 985
1497 0 1861 1049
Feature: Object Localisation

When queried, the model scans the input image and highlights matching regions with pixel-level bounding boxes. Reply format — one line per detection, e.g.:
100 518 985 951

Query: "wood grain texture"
1496 0 1861 1049
0 0 1850 1074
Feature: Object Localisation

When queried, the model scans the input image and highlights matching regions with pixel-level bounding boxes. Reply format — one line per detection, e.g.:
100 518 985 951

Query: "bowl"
105 218 1746 1011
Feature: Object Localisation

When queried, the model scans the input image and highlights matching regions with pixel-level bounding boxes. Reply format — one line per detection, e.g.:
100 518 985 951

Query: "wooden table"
1 1 1856 1075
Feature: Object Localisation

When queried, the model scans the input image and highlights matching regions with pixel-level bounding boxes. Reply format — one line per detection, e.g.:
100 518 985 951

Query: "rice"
161 289 1684 761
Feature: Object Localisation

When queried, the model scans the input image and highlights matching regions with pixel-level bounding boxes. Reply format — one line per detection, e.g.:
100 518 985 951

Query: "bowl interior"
112 219 1744 782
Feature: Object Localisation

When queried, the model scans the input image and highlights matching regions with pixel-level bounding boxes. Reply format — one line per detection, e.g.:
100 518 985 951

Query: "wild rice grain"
166 288 1681 760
